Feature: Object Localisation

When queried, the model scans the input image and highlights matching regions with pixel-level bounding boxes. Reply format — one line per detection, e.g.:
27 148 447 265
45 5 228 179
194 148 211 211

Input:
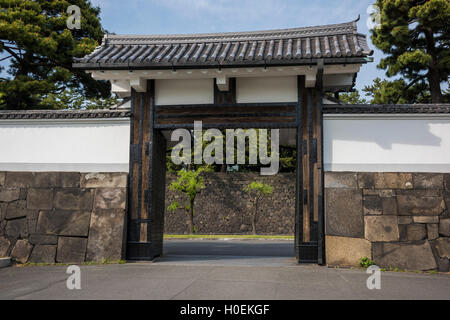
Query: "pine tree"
371 0 450 103
0 0 112 109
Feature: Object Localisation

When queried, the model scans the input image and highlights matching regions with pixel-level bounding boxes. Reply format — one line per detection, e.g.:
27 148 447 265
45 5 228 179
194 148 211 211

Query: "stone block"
434 238 450 259
444 173 450 190
0 172 5 186
81 173 127 188
54 189 94 211
438 258 449 273
5 219 27 239
36 210 91 237
398 216 413 225
32 172 80 188
413 216 439 224
374 173 413 190
0 236 11 257
27 189 53 210
56 237 87 263
29 234 58 245
325 189 364 238
86 209 126 261
406 224 427 241
445 191 450 211
10 240 33 263
5 200 28 220
325 235 371 267
5 172 34 188
0 220 6 236
427 224 439 240
324 172 357 189
32 172 59 188
363 196 382 215
397 193 445 216
413 173 443 189
94 188 126 210
357 173 375 189
0 188 21 203
29 245 56 263
19 188 27 200
57 173 81 188
398 224 408 241
381 197 398 215
373 241 437 271
0 202 6 220
364 216 399 242
440 219 450 237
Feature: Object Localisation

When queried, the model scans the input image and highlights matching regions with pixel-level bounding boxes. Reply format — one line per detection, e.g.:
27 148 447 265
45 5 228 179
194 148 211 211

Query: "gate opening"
126 76 325 264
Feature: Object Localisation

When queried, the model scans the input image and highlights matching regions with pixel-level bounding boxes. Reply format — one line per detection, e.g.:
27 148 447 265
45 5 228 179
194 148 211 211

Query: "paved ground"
1 240 449 300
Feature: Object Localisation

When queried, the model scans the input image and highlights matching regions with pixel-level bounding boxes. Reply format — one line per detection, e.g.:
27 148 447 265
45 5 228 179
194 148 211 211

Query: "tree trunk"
251 198 258 235
187 200 195 234
425 29 444 103
427 68 443 103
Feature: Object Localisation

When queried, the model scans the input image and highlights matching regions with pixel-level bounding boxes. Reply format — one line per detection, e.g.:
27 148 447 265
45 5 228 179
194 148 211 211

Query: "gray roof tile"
74 20 373 69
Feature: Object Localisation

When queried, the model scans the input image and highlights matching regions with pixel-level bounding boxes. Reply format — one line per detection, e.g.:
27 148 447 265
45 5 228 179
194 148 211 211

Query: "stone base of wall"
0 172 127 264
165 173 295 235
325 172 450 271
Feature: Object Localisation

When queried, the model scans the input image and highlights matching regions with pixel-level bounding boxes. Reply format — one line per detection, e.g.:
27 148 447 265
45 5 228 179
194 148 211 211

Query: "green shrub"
359 257 375 268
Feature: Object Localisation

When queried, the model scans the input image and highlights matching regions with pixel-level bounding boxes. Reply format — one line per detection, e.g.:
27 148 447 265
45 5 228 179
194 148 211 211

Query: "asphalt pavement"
1 240 449 300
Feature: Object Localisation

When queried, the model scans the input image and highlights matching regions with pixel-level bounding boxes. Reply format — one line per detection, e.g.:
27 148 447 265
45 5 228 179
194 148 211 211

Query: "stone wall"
325 172 450 272
0 172 127 264
165 173 295 235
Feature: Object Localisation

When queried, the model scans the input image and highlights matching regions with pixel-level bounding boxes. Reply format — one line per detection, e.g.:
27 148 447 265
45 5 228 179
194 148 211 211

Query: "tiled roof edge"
323 104 450 114
0 109 131 120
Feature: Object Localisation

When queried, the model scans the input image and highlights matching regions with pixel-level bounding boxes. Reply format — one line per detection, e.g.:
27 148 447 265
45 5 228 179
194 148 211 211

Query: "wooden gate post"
127 80 166 260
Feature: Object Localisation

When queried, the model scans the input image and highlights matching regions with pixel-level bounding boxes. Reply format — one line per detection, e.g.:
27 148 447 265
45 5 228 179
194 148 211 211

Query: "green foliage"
168 167 209 234
167 201 181 212
169 167 208 203
39 88 117 110
362 77 432 104
359 257 376 268
0 0 112 110
243 181 274 196
336 91 368 104
243 181 273 235
371 0 450 103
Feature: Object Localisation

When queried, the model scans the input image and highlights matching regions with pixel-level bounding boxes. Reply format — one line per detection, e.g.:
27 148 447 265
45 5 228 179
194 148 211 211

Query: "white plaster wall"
236 76 298 103
0 119 130 172
324 115 450 172
155 79 214 105
2 114 449 173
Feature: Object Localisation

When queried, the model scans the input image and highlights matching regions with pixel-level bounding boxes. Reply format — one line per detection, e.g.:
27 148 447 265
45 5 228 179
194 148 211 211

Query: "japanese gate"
74 19 373 264
126 75 325 263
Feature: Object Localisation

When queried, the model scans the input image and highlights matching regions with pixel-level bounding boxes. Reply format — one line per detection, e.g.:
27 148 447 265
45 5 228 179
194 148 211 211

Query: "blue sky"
90 0 388 91
1 0 387 92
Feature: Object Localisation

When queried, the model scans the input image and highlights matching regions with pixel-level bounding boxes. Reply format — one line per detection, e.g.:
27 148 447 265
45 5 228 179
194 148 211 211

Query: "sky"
89 0 388 91
1 0 388 92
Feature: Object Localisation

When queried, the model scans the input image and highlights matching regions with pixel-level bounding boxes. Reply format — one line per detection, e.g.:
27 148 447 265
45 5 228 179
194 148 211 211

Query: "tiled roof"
0 109 131 120
74 20 373 69
323 104 450 114
1 104 449 121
